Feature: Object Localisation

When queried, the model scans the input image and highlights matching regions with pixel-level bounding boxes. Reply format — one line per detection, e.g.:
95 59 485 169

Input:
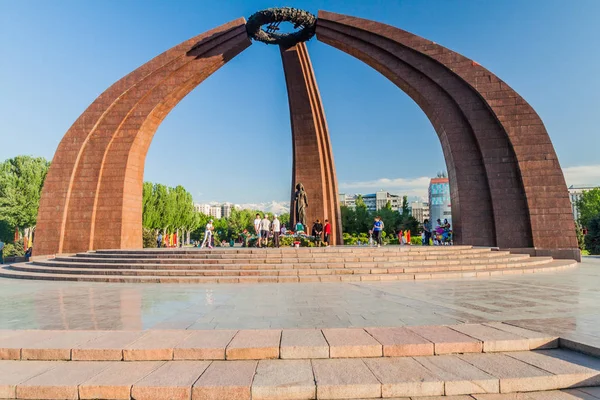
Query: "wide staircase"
0 323 599 399
0 246 577 283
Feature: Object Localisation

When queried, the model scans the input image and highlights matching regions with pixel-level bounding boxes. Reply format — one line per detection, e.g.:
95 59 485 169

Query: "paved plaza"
1 257 598 340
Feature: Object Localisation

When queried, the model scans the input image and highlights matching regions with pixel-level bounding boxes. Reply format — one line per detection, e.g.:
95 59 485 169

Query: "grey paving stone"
312 358 381 399
364 357 444 397
251 359 315 399
415 354 499 395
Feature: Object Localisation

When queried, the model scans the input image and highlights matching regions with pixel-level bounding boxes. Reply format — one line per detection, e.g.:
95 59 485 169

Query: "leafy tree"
584 214 600 255
279 213 290 227
0 220 13 244
0 156 50 232
577 188 600 228
401 195 409 218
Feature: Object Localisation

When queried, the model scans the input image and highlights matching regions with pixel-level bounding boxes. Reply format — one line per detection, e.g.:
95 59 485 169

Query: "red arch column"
316 11 579 259
35 19 251 255
281 42 342 245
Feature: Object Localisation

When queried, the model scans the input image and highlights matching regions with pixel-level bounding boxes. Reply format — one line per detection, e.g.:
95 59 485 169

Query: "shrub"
143 228 156 248
410 236 423 245
3 240 24 257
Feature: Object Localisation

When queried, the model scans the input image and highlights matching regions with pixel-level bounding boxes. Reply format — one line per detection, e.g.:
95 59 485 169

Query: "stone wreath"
246 7 317 47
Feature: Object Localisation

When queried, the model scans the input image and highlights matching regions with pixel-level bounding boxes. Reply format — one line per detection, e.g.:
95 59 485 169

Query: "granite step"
14 258 554 277
0 324 560 362
0 259 577 283
33 255 536 270
62 251 528 264
93 245 478 255
0 348 598 399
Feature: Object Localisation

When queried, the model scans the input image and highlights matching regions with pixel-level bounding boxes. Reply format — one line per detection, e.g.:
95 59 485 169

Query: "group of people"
422 218 452 245
248 214 333 248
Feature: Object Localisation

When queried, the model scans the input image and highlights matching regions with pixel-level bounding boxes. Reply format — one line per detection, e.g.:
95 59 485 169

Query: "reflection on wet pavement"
0 257 598 340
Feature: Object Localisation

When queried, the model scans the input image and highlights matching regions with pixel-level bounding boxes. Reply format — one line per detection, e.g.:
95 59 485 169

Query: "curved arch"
316 11 577 254
35 18 251 255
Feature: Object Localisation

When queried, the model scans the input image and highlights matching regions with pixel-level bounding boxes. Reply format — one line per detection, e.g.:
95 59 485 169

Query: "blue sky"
1 0 599 205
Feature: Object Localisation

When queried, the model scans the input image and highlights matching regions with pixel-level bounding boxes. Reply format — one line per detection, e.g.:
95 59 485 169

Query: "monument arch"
34 8 578 260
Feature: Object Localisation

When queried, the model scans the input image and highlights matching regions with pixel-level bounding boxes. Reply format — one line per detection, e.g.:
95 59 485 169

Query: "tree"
401 195 409 218
577 188 600 228
584 214 600 255
0 156 50 235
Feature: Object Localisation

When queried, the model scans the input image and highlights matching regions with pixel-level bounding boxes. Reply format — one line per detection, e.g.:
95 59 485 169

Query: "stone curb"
0 323 560 362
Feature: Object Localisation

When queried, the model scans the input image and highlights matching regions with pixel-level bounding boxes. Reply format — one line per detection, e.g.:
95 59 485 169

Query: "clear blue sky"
1 0 599 204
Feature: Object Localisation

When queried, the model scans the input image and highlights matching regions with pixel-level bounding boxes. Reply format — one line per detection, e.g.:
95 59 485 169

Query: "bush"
584 214 600 255
411 236 423 245
3 240 24 257
143 228 156 248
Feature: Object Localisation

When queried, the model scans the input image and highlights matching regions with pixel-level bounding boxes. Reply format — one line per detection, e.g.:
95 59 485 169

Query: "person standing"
272 215 281 248
323 219 331 246
254 213 262 247
372 216 384 247
201 219 214 249
157 233 163 248
423 219 431 246
260 215 271 248
0 240 4 264
312 219 323 247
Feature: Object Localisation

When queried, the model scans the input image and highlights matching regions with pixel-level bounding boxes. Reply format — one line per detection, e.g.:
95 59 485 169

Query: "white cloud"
339 176 431 198
562 165 600 187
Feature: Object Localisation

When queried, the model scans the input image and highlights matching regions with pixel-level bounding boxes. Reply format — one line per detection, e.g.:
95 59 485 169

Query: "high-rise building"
363 190 402 212
221 203 233 219
194 203 211 215
339 193 357 209
195 203 222 219
428 177 452 226
209 206 222 220
410 201 430 223
568 185 599 223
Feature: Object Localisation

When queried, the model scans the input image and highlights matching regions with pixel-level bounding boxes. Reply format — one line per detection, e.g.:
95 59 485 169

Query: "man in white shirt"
201 219 214 249
260 215 271 248
271 215 281 248
254 213 262 247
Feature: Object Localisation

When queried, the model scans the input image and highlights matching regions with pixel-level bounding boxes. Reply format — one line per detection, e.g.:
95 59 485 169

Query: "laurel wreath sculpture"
246 7 317 47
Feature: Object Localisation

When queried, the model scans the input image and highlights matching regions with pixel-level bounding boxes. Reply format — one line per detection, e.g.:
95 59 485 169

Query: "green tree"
584 214 600 255
0 156 50 240
577 188 600 228
401 195 409 218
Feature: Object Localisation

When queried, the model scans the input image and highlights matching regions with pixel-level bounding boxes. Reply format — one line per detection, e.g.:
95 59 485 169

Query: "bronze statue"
294 183 308 228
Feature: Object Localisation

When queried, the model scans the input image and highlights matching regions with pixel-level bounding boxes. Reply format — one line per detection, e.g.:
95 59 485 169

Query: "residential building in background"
339 193 357 209
195 203 223 219
568 185 599 223
429 177 452 226
194 203 211 215
363 191 402 212
209 206 222 220
221 203 233 219
410 201 430 223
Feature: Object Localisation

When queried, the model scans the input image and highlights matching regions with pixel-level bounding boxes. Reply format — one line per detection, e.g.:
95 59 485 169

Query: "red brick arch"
35 11 579 260
316 11 578 257
35 19 252 255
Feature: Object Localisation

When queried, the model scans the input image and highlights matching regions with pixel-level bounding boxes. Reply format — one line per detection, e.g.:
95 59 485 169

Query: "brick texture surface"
315 11 577 252
35 19 251 255
34 12 577 256
281 42 342 245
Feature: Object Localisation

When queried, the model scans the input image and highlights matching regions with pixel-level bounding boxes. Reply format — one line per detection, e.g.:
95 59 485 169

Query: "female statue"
294 183 308 228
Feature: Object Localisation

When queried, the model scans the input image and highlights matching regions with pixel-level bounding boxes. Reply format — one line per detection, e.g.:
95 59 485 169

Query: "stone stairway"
0 323 599 399
0 246 577 283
